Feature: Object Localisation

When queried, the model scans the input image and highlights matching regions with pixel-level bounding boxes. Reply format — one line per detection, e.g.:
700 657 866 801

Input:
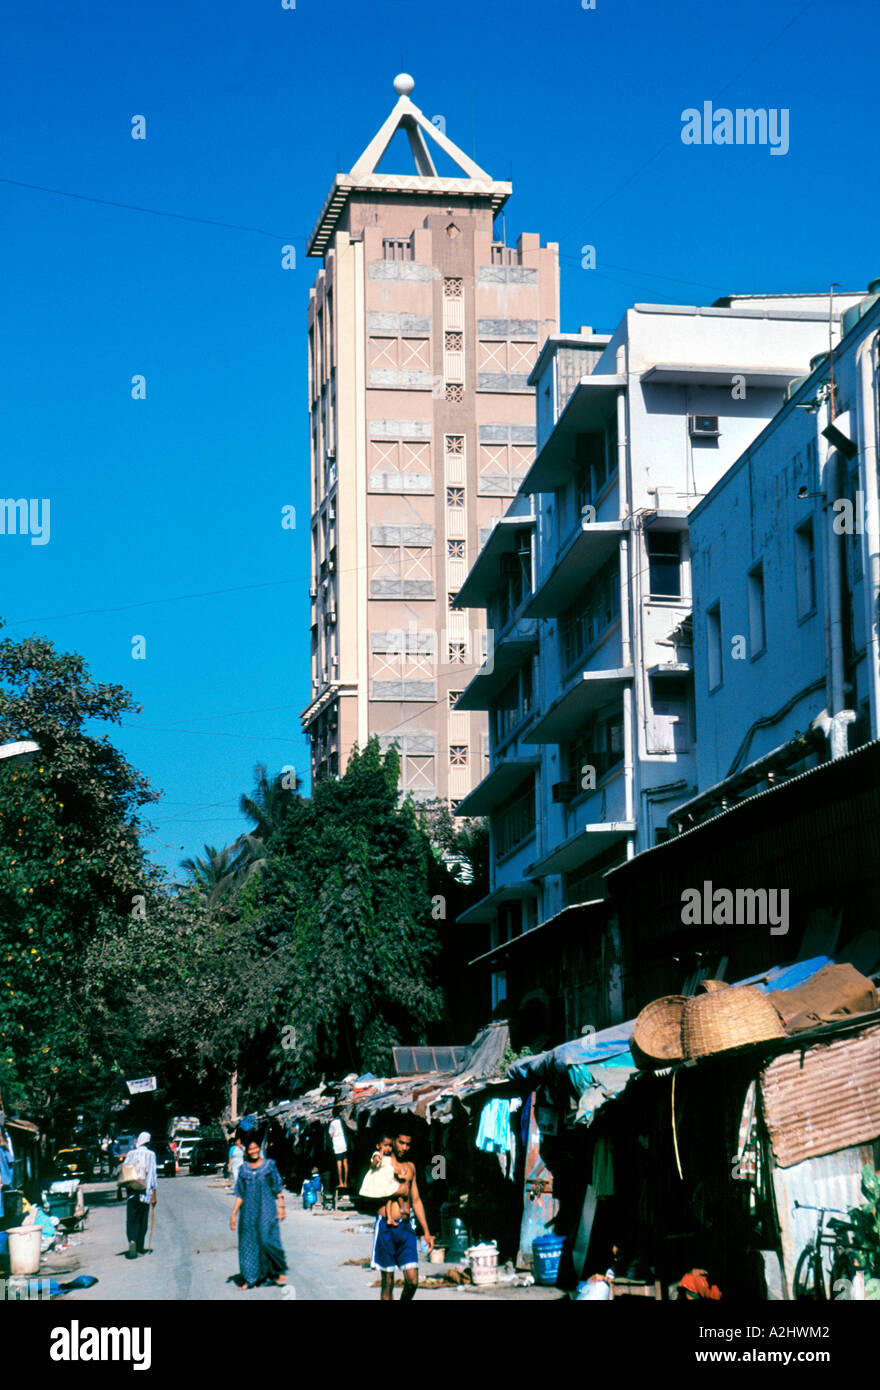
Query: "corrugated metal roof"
760 1025 880 1168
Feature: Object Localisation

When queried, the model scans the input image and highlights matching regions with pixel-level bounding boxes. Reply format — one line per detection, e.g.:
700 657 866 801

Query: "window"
650 676 691 753
795 520 816 618
448 642 466 664
443 277 463 298
382 237 413 261
566 706 625 785
748 563 766 656
449 745 468 766
492 659 535 742
707 603 723 691
446 435 465 456
445 383 464 403
446 486 465 508
560 558 620 670
490 970 507 1011
445 331 463 352
647 532 682 599
448 689 464 709
448 539 465 559
495 780 536 858
448 591 459 611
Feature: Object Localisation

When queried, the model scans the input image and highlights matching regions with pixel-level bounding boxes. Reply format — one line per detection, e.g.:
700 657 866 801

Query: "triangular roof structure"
307 74 511 257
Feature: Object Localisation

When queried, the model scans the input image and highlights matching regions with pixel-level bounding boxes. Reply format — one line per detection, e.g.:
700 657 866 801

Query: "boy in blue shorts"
370 1128 434 1300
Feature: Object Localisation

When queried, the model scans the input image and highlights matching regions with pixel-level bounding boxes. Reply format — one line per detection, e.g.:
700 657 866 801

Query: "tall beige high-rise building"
301 75 559 800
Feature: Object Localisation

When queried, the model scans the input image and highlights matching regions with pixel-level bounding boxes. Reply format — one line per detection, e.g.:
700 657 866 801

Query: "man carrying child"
367 1127 434 1301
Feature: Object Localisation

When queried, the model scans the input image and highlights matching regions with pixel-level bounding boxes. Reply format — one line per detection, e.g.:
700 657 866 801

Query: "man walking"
123 1131 157 1259
371 1127 434 1300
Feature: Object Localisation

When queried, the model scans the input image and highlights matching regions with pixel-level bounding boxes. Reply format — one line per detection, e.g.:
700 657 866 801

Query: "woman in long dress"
230 1136 288 1288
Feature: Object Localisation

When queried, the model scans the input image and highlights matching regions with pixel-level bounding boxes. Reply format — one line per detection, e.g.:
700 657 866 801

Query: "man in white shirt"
328 1109 349 1189
124 1131 158 1259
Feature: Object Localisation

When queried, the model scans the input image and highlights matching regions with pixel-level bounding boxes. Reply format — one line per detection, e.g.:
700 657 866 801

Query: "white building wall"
460 294 858 941
690 293 880 792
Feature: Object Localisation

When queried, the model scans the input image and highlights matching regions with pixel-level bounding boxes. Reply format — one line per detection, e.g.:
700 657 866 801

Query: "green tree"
245 739 445 1083
0 626 158 1115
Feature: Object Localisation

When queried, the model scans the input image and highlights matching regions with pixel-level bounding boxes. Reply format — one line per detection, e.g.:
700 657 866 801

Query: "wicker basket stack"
633 981 785 1068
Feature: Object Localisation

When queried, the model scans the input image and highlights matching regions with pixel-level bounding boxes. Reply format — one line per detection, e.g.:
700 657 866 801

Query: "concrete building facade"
454 294 859 1009
683 282 880 824
300 76 559 800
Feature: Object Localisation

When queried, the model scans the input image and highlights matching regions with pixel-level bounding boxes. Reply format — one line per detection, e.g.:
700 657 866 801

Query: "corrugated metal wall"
761 1028 880 1167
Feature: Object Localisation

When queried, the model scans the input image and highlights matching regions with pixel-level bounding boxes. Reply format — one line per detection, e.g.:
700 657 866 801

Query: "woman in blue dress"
230 1136 288 1288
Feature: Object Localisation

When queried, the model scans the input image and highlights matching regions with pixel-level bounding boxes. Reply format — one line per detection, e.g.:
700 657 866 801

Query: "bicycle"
792 1201 874 1299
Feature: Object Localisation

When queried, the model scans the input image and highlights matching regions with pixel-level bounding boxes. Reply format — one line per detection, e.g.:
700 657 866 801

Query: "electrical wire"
0 175 303 243
559 0 816 236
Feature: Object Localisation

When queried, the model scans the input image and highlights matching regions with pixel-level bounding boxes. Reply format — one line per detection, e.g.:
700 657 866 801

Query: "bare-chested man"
370 1127 434 1300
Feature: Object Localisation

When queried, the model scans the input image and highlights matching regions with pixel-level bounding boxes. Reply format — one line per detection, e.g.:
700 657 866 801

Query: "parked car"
152 1141 177 1178
188 1139 229 1177
52 1147 93 1181
174 1133 204 1164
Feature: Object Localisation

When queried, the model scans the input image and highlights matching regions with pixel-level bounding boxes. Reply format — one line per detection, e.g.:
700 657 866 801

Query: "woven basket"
683 986 785 1059
697 979 729 994
631 996 687 1068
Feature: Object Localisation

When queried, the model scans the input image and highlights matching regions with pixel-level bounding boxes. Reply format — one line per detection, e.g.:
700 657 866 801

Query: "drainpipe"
818 395 846 724
858 331 880 739
617 343 635 852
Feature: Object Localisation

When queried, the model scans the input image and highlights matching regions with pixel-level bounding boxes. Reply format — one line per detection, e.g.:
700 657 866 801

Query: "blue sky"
2 0 878 876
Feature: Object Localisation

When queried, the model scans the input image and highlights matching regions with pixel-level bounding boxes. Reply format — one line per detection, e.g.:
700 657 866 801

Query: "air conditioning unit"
309 585 317 599
551 781 576 803
326 447 336 461
689 414 720 438
328 560 335 573
326 608 337 624
331 657 339 671
328 506 336 521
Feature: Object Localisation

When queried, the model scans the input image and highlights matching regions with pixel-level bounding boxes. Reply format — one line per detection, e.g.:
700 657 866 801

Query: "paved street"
54 1173 560 1302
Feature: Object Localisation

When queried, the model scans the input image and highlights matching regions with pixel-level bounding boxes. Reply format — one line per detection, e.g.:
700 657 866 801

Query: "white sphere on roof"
393 73 415 95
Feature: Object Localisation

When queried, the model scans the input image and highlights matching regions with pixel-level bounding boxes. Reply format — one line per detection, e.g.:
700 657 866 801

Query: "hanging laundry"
476 1097 511 1154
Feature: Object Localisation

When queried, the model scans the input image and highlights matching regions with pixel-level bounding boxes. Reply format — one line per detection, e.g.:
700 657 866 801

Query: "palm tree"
180 843 248 906
235 762 298 881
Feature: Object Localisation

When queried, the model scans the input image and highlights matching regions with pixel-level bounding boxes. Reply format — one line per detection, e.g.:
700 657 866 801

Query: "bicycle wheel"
830 1249 857 1299
794 1244 824 1299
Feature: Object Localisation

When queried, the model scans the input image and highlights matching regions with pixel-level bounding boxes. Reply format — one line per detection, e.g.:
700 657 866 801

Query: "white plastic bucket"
466 1241 498 1286
7 1225 41 1276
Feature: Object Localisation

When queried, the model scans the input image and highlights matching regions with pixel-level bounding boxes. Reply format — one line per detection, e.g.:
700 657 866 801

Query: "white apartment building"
683 281 880 823
454 293 860 966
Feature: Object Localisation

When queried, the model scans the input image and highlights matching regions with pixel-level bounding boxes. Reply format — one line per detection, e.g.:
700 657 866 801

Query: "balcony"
455 753 541 818
525 521 624 618
524 668 633 744
458 880 538 926
526 820 635 878
454 514 535 611
454 619 538 711
520 375 625 494
640 362 805 389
